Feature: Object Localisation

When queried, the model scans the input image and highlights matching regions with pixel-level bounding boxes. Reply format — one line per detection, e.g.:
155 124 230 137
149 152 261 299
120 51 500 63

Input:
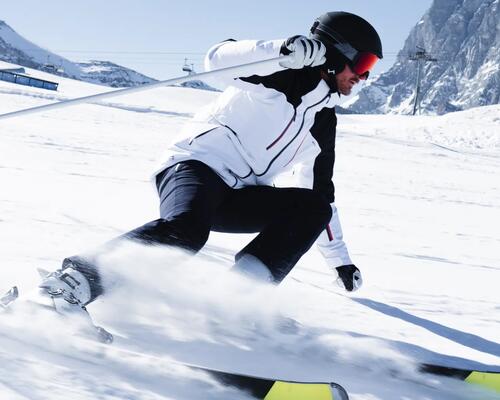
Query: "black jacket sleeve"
309 107 337 203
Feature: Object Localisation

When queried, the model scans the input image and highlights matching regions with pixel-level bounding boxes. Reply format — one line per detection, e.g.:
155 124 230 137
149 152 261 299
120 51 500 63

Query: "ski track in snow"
0 72 499 400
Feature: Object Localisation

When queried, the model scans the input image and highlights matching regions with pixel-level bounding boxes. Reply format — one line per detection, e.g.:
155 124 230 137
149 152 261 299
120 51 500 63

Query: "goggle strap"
333 43 358 62
312 21 359 61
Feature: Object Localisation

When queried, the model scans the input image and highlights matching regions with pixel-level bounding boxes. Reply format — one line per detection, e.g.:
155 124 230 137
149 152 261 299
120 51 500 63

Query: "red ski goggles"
310 21 381 79
351 52 379 79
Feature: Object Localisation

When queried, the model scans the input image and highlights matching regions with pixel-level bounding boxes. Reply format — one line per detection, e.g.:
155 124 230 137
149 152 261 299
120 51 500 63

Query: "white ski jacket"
154 39 353 269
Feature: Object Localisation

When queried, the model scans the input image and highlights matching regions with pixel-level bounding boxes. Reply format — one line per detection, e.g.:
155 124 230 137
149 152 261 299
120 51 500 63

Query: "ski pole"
0 56 288 121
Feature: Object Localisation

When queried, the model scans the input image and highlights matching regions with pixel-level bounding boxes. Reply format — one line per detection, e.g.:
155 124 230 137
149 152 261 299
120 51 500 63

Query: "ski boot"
1 267 113 344
37 266 113 344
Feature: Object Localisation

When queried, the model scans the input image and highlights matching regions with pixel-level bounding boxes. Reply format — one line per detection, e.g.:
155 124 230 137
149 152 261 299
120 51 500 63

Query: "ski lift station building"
0 68 59 91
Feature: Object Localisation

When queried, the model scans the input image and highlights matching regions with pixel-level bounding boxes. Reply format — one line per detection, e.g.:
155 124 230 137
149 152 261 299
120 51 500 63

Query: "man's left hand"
335 264 363 292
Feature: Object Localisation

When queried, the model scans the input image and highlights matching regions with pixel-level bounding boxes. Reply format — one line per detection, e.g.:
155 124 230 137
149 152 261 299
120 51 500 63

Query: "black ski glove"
335 264 363 292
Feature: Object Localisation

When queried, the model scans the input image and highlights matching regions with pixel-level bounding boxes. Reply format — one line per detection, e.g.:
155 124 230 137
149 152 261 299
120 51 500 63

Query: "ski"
191 366 349 400
420 363 500 394
105 343 349 400
200 362 500 399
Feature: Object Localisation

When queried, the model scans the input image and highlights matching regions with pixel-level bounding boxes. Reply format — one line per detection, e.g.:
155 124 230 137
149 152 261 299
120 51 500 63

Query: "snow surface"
0 63 499 400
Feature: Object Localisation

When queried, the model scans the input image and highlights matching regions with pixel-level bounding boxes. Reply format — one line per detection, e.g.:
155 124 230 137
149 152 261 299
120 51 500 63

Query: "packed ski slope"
0 62 499 400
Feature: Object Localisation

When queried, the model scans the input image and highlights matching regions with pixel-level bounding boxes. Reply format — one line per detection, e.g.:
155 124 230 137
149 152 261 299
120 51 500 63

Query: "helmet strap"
321 69 339 92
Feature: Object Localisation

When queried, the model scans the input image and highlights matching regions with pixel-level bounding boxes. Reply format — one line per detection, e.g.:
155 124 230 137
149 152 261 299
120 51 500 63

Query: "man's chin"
339 87 352 96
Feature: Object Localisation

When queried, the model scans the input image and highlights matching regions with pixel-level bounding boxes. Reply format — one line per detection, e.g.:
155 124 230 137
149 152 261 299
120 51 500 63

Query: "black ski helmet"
310 11 383 74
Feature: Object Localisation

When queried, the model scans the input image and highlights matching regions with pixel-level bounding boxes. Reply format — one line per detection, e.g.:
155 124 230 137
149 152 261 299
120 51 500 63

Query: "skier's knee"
181 224 210 252
145 218 210 252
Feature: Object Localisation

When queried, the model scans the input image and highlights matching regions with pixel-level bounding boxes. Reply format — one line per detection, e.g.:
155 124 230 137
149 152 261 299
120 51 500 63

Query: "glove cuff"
279 35 303 56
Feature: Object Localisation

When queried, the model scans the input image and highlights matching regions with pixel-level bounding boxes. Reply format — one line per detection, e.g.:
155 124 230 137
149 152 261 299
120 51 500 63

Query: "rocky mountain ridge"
346 0 499 114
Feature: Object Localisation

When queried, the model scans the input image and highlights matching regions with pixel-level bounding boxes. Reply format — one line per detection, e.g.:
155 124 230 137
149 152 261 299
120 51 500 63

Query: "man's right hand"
279 35 326 69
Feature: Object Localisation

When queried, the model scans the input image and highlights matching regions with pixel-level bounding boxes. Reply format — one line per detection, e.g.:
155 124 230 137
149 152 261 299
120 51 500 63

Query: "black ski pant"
65 160 332 302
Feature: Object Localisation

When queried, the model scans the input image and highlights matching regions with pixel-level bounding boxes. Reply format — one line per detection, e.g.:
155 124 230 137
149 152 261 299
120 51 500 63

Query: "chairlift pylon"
182 57 193 73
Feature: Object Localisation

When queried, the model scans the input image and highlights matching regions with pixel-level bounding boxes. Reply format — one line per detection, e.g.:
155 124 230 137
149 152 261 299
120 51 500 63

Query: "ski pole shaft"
0 56 288 121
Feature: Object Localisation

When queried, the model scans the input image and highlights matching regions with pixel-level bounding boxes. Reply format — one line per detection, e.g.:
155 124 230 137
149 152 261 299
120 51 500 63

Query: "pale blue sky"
2 1 433 80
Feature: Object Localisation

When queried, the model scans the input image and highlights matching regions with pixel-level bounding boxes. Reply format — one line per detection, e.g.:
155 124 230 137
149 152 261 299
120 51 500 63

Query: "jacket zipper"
266 109 297 150
255 93 331 177
283 134 309 167
224 92 331 183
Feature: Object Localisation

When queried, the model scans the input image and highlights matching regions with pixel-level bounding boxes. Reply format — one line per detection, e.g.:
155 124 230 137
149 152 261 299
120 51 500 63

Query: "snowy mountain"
346 0 500 114
77 60 157 88
0 63 499 399
180 79 220 92
0 20 199 89
0 20 81 79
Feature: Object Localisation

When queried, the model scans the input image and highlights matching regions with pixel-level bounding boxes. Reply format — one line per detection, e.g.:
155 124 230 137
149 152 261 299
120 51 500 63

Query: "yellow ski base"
264 381 333 400
195 365 349 399
466 371 500 393
421 363 500 394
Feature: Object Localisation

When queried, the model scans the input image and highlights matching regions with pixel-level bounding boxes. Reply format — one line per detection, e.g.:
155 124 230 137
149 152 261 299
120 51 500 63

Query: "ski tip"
10 286 19 298
37 268 51 279
330 382 350 400
95 326 114 344
1 286 19 309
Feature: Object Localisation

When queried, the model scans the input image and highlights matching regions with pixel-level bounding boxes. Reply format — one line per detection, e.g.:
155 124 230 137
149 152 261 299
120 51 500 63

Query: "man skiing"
37 12 383 316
